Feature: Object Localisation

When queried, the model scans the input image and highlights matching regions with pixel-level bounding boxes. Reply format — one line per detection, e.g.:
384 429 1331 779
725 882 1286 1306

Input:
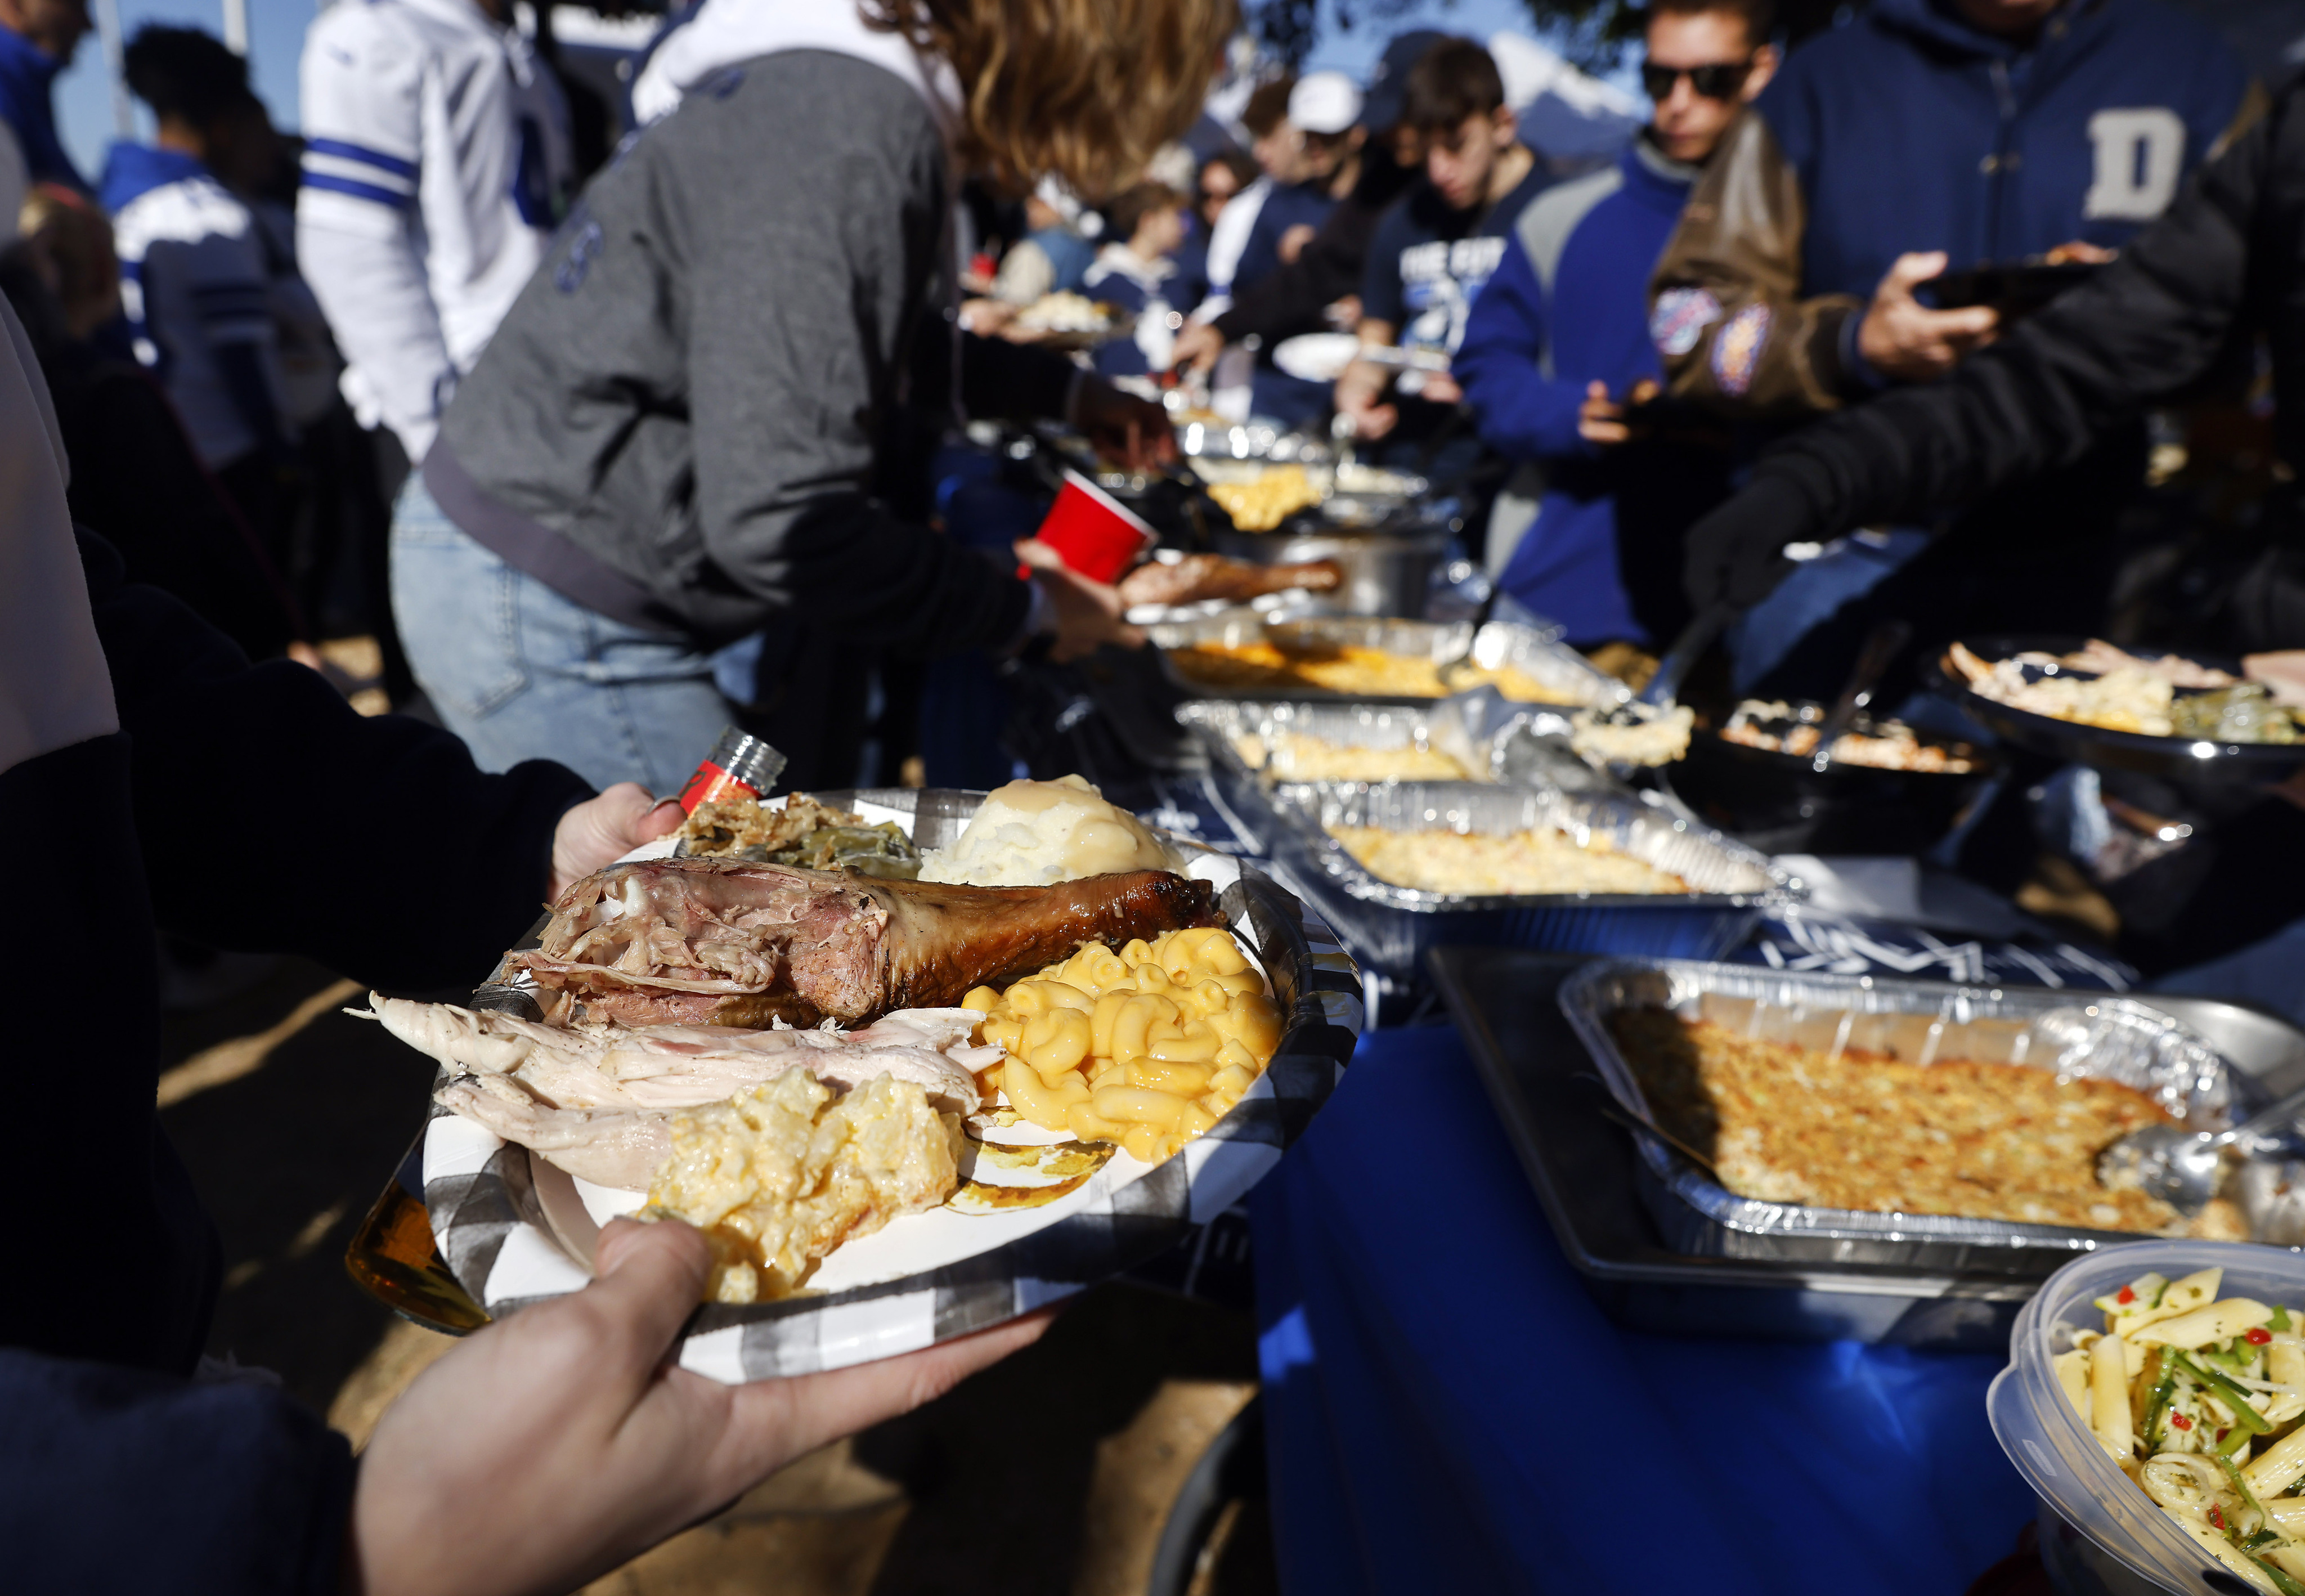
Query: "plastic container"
1989 1239 2305 1595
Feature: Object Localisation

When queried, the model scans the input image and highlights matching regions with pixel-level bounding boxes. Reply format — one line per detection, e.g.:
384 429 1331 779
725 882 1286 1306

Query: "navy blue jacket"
1232 179 1334 299
0 22 82 191
1653 0 2248 414
1459 139 1725 645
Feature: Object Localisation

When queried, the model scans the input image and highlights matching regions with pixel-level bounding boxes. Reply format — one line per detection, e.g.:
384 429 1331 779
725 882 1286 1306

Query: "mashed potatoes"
920 775 1176 886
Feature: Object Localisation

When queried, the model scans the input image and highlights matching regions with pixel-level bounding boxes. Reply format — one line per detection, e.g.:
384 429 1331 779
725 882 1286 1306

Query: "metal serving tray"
1259 779 1791 979
1174 693 1612 856
1430 948 2046 1348
1147 613 1623 709
1176 694 1555 784
1560 958 2253 1267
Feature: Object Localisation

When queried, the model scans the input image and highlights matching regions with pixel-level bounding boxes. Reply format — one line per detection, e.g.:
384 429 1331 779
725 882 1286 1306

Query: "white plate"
419 791 1362 1380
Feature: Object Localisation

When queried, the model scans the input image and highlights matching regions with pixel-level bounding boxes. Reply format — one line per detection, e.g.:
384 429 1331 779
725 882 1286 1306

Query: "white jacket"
296 0 571 461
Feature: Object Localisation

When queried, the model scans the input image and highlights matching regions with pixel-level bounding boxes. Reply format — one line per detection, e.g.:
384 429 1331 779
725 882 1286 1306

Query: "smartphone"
1920 260 2101 319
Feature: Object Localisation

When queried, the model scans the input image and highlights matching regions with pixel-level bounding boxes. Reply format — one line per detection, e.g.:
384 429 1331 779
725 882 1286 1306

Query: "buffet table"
1249 1021 2030 1595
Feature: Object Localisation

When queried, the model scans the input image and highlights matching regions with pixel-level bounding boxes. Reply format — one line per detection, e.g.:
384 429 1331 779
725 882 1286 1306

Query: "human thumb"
583 1219 712 1389
1882 251 1948 296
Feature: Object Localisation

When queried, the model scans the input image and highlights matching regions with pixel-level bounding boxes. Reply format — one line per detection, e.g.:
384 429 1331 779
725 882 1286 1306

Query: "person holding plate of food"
392 0 1228 792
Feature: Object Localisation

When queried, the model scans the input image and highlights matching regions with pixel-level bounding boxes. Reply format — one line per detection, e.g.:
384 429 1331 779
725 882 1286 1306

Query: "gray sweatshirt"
427 51 1072 653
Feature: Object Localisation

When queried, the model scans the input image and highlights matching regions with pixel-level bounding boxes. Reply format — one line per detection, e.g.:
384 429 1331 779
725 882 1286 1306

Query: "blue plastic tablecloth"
1250 1024 2034 1595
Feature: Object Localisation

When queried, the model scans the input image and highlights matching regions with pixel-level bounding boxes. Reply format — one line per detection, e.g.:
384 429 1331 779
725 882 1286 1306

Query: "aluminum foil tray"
1148 612 1620 709
1259 779 1791 977
1176 695 1581 784
1559 958 2254 1264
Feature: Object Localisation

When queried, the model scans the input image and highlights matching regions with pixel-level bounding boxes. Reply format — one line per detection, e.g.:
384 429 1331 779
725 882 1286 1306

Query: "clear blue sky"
51 0 1626 181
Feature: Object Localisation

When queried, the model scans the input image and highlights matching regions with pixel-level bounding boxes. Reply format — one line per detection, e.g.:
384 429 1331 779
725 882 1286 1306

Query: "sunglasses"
1640 59 1755 101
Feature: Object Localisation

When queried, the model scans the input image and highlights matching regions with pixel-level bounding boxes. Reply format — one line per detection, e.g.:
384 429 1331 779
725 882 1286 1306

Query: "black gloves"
1680 470 1827 613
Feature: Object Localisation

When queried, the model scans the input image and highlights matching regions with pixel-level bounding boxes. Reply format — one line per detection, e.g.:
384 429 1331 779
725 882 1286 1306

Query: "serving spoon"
2098 1082 2305 1217
1807 618 1913 773
1591 601 1734 727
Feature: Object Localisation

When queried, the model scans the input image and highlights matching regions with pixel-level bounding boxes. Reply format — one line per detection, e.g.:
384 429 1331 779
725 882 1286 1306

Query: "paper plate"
415 791 1362 1380
1271 332 1362 383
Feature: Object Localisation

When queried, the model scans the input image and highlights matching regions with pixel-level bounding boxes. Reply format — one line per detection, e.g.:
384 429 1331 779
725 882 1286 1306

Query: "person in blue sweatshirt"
1455 0 1778 646
101 25 295 565
0 0 88 226
1647 0 2249 696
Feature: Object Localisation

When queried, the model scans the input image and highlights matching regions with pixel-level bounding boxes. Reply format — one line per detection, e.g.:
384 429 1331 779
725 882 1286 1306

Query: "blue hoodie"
1760 0 2247 303
0 23 82 191
1458 138 1725 645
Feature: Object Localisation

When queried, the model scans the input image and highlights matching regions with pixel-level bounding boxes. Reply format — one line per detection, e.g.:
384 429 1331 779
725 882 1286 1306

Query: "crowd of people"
1 0 2296 1584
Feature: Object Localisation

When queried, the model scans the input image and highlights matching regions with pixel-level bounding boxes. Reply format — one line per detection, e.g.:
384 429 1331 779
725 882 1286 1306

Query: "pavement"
159 954 1276 1595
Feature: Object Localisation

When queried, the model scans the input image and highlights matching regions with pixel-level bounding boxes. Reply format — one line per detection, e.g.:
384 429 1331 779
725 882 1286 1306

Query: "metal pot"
1208 524 1450 618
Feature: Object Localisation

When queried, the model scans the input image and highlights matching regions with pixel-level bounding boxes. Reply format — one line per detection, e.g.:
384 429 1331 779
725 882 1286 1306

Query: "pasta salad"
2064 1265 2305 1593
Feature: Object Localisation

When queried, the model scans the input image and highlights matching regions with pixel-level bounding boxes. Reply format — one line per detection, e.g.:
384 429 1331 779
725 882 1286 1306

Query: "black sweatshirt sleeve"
80 531 595 990
0 1348 355 1596
958 329 1078 422
1751 89 2279 536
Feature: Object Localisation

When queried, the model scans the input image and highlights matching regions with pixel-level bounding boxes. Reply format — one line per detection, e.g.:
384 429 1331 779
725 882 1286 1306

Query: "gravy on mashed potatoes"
920 775 1177 886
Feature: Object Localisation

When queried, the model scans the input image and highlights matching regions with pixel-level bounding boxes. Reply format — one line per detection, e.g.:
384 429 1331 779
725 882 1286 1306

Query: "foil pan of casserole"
1559 957 2259 1269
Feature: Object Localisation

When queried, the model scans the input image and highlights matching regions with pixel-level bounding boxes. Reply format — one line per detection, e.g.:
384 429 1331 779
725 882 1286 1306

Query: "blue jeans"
390 476 734 793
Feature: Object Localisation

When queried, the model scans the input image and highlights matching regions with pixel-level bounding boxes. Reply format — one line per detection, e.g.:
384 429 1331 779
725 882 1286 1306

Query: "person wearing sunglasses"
1643 0 2248 704
1451 0 1774 650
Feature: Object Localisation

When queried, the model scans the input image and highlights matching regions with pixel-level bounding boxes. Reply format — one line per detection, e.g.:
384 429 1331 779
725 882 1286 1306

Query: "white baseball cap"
1288 71 1364 137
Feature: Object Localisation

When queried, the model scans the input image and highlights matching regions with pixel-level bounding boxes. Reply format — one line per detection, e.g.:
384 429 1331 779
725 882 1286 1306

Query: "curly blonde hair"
867 0 1237 200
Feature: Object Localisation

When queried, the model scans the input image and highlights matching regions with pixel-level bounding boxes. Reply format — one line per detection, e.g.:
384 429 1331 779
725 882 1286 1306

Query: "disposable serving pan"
1429 947 2046 1349
1174 694 1607 858
1558 957 2255 1270
1176 694 1585 785
1256 779 1791 978
1147 612 1625 709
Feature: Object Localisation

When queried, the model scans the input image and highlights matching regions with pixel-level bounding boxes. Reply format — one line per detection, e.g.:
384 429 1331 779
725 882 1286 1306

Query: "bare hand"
347 1220 1052 1596
551 783 686 897
1415 370 1463 406
1171 320 1225 375
1333 359 1397 441
1277 223 1317 266
1069 376 1176 469
1577 379 1659 446
1857 252 1999 382
1015 539 1146 661
2043 240 2116 266
959 298 1018 335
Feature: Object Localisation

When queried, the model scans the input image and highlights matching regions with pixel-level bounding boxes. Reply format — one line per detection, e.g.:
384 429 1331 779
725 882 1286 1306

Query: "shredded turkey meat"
369 994 1000 1191
508 856 1223 1028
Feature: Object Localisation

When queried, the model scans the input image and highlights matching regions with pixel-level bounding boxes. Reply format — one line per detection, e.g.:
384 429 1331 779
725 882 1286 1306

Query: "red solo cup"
1032 469 1158 584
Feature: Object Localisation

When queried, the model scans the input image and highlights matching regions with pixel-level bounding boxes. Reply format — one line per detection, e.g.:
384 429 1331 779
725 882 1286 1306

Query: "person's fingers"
1928 306 1999 340
639 797 686 841
1629 379 1662 405
1881 250 1948 297
726 1309 1059 1469
574 1220 711 1392
1586 380 1608 401
1014 539 1065 573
